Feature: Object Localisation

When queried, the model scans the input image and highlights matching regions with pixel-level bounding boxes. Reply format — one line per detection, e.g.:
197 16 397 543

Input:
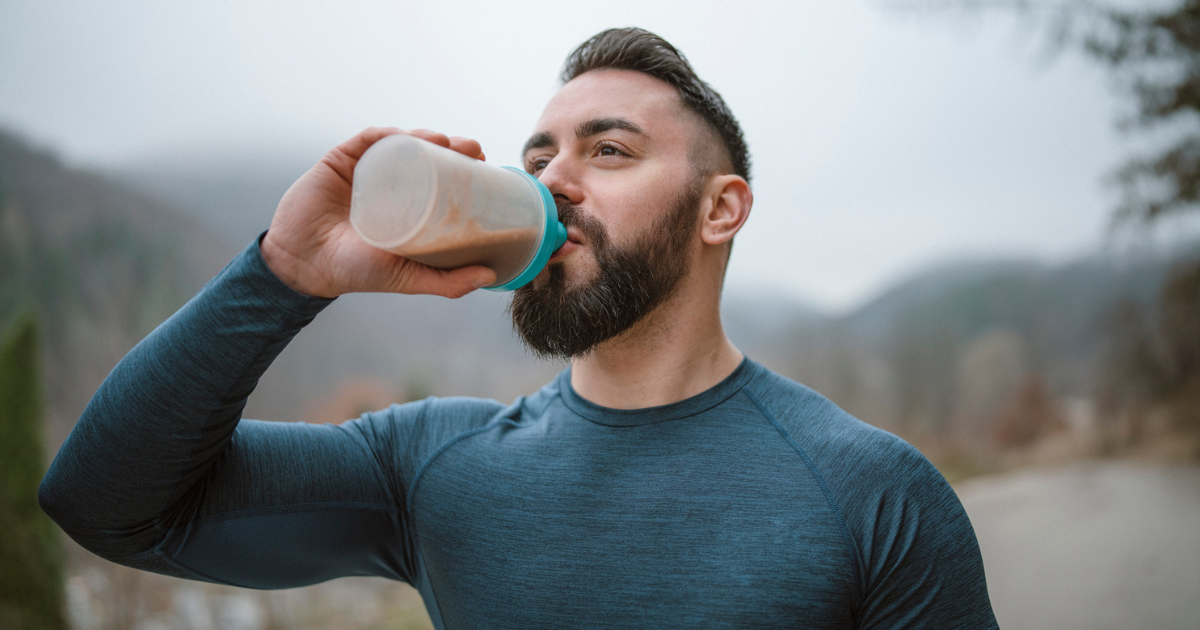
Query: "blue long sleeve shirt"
40 237 998 629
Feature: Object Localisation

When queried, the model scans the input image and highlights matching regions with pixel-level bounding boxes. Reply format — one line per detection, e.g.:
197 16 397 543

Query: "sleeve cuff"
218 231 337 321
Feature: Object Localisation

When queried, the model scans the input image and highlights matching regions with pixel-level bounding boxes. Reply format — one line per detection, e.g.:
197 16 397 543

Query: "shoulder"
339 368 570 472
339 395 510 482
742 364 927 482
745 364 993 625
742 363 966 556
349 394 506 436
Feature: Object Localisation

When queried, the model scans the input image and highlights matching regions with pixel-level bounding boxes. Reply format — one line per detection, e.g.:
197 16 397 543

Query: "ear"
700 175 752 246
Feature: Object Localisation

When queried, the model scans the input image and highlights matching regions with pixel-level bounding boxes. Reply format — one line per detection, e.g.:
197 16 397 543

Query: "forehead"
532 69 691 146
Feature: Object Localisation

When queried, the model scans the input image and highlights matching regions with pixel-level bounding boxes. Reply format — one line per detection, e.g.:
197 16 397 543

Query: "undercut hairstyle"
562 28 752 183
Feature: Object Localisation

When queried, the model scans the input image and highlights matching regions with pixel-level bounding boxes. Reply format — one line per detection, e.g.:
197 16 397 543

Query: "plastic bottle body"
350 134 560 289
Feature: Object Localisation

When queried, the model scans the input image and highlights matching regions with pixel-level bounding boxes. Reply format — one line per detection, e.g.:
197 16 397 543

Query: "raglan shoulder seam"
741 386 867 605
405 406 522 509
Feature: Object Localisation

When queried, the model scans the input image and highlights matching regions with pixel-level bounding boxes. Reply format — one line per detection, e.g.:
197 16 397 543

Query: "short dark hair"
561 28 752 183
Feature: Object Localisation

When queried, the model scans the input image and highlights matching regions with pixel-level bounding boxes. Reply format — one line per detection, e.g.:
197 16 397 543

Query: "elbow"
38 462 64 522
37 462 138 562
37 465 114 561
38 464 82 541
38 456 179 569
36 415 141 559
38 400 179 565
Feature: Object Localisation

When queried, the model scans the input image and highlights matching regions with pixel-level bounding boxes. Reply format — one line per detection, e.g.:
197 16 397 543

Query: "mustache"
554 199 608 248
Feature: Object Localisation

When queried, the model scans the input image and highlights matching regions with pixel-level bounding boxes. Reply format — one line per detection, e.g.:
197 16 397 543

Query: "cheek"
594 165 682 244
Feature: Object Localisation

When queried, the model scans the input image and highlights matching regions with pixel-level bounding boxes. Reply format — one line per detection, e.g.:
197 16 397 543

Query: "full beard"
509 179 703 360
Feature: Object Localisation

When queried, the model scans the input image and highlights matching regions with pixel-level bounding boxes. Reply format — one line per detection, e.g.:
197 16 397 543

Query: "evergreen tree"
0 314 65 630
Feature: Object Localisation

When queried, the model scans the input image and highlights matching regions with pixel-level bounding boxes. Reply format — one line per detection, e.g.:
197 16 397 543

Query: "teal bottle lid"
485 167 568 292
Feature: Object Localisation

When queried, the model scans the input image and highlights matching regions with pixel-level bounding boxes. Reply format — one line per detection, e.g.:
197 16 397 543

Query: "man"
41 28 998 629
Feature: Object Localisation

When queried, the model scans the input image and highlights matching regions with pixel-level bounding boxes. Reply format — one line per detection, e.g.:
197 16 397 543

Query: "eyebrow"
575 117 645 140
522 131 556 156
521 117 647 156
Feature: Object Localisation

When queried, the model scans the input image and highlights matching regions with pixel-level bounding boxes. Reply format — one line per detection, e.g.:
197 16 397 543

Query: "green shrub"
0 314 64 630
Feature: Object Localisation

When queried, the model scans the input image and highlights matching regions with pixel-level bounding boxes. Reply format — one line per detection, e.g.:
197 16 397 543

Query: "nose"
536 154 584 206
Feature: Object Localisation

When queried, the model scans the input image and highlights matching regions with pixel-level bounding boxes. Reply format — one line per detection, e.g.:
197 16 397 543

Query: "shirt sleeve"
850 442 999 630
38 234 421 588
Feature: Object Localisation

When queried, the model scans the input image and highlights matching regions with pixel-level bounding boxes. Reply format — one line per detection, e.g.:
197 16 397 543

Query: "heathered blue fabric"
40 237 998 629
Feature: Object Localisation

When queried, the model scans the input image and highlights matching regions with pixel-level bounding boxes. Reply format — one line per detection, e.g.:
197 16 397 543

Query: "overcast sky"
2 0 1194 310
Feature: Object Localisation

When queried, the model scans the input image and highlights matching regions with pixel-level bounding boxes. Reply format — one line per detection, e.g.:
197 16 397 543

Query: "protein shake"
350 134 566 291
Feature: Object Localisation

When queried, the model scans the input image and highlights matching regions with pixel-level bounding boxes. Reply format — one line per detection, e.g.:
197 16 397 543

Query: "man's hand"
261 127 497 299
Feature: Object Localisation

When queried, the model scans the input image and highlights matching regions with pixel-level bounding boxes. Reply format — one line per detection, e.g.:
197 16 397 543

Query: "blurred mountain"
0 130 234 444
110 150 316 247
720 288 829 374
823 248 1194 439
845 253 1172 359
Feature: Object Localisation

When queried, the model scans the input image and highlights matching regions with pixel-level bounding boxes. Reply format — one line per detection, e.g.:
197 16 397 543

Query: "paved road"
955 462 1200 630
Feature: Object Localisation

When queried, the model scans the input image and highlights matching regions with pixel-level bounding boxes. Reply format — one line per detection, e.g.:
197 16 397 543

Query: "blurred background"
1 0 1198 628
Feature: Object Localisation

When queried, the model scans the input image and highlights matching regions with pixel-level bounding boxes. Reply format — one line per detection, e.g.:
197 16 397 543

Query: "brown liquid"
398 225 541 285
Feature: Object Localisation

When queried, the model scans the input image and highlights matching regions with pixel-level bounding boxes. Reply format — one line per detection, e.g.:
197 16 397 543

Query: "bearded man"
41 28 998 629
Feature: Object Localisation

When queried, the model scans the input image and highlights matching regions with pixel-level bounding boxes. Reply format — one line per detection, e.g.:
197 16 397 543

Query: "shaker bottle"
350 133 567 291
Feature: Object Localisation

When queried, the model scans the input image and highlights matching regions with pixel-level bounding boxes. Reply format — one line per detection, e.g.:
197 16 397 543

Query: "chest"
409 422 860 629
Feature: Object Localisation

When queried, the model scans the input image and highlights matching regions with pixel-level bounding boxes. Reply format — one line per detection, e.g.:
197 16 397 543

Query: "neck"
569 265 743 409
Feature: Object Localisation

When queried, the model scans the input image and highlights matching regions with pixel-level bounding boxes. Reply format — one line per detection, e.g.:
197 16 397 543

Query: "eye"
528 157 551 172
595 142 627 158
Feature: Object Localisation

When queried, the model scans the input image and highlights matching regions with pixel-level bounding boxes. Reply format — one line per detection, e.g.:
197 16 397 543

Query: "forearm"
39 234 333 566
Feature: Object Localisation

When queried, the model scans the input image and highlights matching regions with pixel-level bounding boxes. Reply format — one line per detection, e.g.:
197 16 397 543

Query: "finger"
334 127 403 161
406 129 451 149
322 127 403 181
396 263 497 299
448 136 484 160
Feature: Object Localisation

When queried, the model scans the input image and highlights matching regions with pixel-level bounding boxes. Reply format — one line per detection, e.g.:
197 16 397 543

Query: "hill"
0 131 234 444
